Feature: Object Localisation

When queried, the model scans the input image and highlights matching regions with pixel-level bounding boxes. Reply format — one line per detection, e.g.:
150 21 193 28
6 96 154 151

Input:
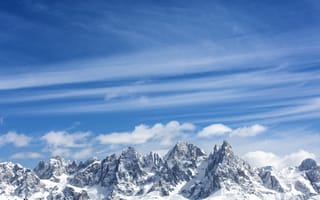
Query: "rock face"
299 158 318 171
299 158 320 193
69 158 100 187
181 141 263 199
165 142 206 180
62 186 90 200
1 141 320 199
0 162 40 199
69 142 207 198
34 156 77 179
148 142 207 196
258 166 284 192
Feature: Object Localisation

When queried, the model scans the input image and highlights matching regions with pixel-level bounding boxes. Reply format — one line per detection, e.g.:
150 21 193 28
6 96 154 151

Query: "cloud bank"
2 120 318 170
243 150 317 169
36 121 268 161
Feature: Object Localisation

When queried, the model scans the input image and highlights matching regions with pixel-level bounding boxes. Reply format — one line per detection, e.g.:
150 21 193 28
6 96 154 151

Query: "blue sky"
0 0 320 167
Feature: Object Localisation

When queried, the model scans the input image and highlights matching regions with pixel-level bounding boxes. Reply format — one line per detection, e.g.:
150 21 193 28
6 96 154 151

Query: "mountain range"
0 141 320 200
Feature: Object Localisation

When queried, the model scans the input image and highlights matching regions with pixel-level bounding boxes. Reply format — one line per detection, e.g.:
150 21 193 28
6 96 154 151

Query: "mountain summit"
0 141 319 199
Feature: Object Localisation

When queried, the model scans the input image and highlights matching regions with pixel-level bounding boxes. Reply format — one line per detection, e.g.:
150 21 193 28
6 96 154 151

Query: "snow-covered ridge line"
0 141 319 200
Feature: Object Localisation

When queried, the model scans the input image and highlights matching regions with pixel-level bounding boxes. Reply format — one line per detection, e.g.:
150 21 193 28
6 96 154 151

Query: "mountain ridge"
1 141 320 200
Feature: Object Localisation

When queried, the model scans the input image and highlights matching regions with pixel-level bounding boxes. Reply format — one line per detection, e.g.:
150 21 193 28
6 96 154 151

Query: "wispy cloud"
185 96 320 128
1 66 319 104
0 41 318 91
10 152 43 160
1 62 319 127
0 29 319 135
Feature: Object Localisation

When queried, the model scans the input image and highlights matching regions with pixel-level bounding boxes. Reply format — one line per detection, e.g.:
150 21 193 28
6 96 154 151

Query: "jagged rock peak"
175 141 189 148
211 140 234 164
121 146 138 156
214 140 232 151
181 140 259 200
144 151 163 165
0 161 21 168
78 157 99 169
209 140 246 172
299 158 318 171
165 141 206 160
51 155 64 161
0 161 41 198
119 146 143 163
34 156 78 179
222 139 232 149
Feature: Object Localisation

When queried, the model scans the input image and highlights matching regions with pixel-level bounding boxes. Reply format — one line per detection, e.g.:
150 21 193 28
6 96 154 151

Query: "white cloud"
231 124 267 137
41 131 91 158
243 151 280 168
282 150 317 168
198 124 232 137
0 131 31 147
243 150 316 169
10 152 43 159
96 121 195 146
41 131 90 148
197 124 266 138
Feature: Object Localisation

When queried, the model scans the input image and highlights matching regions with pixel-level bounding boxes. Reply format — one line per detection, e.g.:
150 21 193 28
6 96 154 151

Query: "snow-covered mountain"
1 141 320 200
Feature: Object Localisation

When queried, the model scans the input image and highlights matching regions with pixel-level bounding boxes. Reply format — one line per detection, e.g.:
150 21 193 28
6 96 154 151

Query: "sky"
0 0 320 168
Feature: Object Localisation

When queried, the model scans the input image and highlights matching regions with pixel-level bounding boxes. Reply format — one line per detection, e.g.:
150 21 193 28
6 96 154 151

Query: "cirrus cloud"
10 152 43 159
